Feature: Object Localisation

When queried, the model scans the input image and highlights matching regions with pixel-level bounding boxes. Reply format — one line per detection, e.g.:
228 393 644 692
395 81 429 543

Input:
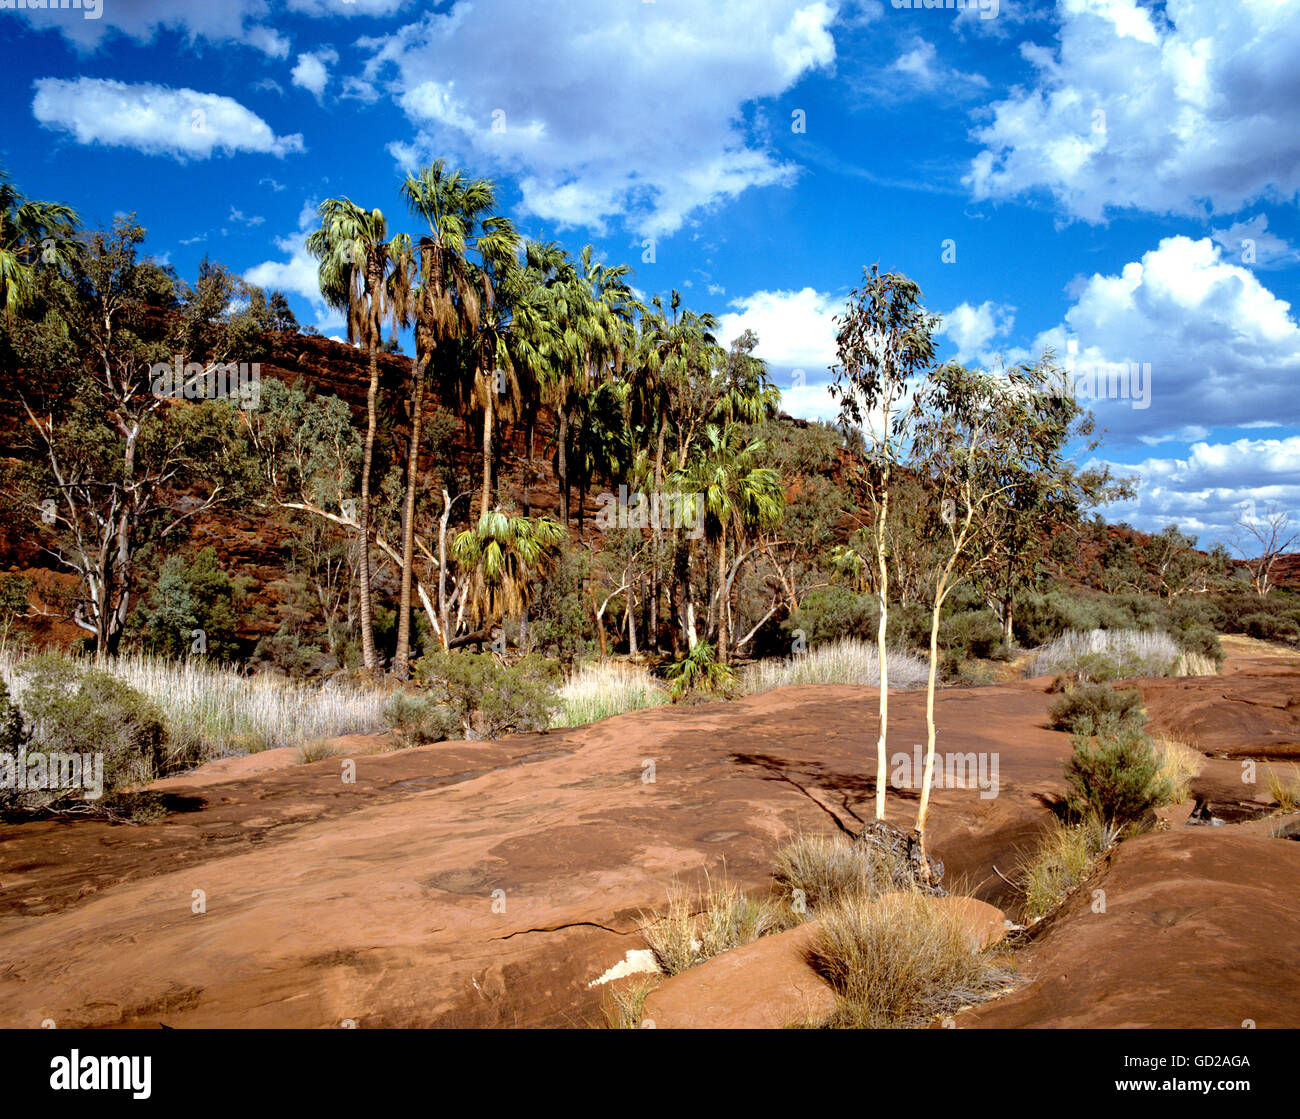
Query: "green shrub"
1065 720 1175 825
133 547 247 661
413 651 560 740
664 642 736 700
17 656 167 795
939 610 1005 666
787 587 876 648
1242 612 1300 645
1049 683 1145 734
383 690 460 744
1175 624 1224 664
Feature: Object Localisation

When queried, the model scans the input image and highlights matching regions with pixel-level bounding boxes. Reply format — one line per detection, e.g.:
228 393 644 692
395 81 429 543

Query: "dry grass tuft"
772 832 898 913
639 878 797 976
602 976 661 1029
1266 765 1300 812
740 640 930 693
1151 737 1202 803
808 889 1016 1029
1019 815 1120 922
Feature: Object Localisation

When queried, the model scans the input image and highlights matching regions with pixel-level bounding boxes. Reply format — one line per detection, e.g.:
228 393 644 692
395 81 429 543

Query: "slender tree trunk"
558 407 570 526
649 564 659 652
627 568 638 655
393 352 429 679
523 421 535 518
913 584 945 866
480 389 494 518
873 483 890 821
358 331 380 670
716 535 728 665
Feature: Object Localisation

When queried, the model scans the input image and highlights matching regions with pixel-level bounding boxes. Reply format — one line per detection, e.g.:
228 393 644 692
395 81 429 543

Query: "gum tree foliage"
133 545 247 661
969 355 1133 646
828 265 937 823
1 218 254 654
907 359 1096 865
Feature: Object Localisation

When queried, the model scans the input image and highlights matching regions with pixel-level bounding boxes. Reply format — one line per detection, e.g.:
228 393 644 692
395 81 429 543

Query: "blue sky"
2 0 1298 547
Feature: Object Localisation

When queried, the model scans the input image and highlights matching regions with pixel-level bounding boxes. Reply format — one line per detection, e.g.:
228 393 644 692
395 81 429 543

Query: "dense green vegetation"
0 163 1294 803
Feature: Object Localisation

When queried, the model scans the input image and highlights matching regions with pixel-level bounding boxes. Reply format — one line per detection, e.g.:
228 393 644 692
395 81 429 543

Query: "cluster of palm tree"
305 161 788 675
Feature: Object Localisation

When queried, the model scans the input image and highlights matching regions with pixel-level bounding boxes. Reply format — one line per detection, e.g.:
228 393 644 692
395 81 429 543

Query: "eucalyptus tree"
0 169 79 324
973 353 1129 645
306 198 410 670
828 265 938 823
908 358 1077 872
5 220 249 655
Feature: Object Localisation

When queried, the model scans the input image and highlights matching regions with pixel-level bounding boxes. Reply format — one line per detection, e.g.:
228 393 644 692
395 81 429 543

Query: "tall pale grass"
0 648 386 763
740 638 930 693
550 661 669 728
1025 629 1215 680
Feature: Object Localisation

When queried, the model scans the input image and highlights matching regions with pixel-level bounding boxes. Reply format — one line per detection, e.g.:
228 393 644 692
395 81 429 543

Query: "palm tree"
0 169 79 323
457 238 549 519
680 424 785 664
392 162 506 678
306 198 409 671
633 293 726 651
533 244 637 530
451 508 566 630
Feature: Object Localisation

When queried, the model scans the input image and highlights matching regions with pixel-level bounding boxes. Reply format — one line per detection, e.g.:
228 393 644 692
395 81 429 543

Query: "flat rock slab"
642 922 834 1029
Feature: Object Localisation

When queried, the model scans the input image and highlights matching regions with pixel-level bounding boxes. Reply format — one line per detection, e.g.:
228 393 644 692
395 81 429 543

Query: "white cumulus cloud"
359 0 838 236
291 47 340 101
967 0 1300 221
32 77 304 160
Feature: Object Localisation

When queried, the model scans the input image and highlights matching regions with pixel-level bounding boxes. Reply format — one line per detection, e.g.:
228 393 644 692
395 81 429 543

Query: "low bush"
15 655 166 797
413 651 561 740
382 690 460 745
663 642 736 701
1049 683 1145 733
939 610 1006 668
1241 612 1300 645
1064 720 1176 825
